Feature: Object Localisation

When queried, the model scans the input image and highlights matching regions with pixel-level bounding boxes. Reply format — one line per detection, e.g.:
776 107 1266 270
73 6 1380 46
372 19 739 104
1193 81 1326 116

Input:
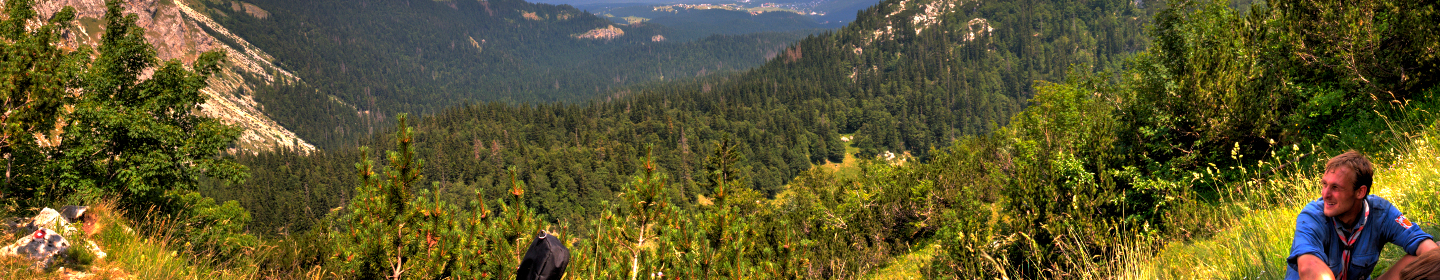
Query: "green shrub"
172 191 259 261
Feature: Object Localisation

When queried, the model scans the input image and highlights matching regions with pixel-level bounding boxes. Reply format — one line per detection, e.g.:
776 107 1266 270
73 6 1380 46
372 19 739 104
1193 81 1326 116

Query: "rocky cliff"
34 0 315 153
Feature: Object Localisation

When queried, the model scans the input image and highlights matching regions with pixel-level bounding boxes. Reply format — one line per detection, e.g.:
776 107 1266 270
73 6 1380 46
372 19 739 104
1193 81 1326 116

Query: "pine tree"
332 114 425 278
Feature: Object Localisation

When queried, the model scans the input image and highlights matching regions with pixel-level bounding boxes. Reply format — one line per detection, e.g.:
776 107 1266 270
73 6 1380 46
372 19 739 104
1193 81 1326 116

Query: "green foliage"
924 0 1440 278
1124 0 1440 171
0 0 248 219
564 145 917 278
700 136 750 201
0 0 87 199
569 153 685 279
201 147 354 236
329 114 427 278
12 0 246 211
200 0 816 149
171 191 259 261
249 222 333 277
264 117 963 278
182 0 1440 277
328 115 547 279
1272 0 1440 97
3 0 267 269
179 0 1177 278
922 77 1130 278
216 0 1160 238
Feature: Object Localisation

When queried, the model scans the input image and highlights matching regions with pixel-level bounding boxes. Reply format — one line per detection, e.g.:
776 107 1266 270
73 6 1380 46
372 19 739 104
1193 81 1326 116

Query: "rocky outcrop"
2 227 72 269
1 207 104 271
35 0 315 153
574 25 624 40
521 11 541 20
963 18 993 42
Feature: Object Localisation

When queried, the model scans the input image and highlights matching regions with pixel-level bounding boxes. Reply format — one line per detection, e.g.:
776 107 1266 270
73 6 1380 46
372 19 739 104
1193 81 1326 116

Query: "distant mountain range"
561 0 885 25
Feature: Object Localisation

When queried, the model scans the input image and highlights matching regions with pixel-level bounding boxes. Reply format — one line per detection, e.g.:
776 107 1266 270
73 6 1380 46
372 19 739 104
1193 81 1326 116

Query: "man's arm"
1420 239 1439 256
1297 254 1336 280
1379 239 1438 280
1289 202 1332 280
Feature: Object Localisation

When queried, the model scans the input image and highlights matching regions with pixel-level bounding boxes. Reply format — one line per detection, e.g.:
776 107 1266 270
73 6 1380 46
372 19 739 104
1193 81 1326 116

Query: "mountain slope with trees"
193 0 821 149
8 0 1440 279
214 0 1161 239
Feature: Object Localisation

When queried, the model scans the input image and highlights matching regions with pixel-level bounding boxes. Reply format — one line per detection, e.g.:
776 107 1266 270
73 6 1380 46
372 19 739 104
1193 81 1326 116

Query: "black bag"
516 231 569 280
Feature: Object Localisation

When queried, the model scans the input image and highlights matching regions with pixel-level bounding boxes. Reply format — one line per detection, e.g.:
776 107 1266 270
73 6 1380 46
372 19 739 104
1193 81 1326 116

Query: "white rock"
23 207 79 236
86 240 106 260
32 208 67 230
0 227 72 269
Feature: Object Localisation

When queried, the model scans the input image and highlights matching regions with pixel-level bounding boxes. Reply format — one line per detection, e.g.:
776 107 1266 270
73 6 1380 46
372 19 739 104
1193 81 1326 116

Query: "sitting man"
1288 151 1438 280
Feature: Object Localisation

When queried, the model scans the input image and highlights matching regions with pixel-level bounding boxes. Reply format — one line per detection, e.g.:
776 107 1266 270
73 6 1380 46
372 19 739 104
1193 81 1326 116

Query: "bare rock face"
574 25 625 40
34 0 316 153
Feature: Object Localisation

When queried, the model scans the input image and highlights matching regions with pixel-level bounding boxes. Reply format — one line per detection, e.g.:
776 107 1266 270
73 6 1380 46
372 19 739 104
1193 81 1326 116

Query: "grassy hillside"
1124 123 1440 279
918 0 1440 277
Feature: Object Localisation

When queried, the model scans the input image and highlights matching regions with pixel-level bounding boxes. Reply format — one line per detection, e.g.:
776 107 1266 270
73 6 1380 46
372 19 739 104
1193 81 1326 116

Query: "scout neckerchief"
1331 198 1371 280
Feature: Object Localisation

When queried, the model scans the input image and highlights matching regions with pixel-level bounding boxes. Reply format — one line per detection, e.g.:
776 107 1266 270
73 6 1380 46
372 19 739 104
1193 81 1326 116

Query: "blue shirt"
1286 195 1432 280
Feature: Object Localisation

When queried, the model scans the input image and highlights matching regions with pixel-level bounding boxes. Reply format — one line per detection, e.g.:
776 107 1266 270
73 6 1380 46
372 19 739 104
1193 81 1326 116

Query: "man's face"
1321 167 1367 218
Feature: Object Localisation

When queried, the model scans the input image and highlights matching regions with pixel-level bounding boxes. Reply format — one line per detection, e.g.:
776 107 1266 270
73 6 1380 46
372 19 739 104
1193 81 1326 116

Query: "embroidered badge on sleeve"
1397 215 1415 229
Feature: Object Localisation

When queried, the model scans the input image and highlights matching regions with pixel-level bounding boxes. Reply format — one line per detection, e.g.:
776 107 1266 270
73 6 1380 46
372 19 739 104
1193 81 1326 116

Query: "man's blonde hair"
1326 150 1374 194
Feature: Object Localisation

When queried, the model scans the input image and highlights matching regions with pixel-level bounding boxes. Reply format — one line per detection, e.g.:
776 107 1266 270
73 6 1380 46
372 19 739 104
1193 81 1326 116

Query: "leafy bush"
171 191 259 261
0 0 246 215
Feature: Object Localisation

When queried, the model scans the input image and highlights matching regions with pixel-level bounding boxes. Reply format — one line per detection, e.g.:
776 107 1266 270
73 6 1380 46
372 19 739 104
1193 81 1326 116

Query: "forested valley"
198 0 825 149
214 0 1159 238
2 0 1438 278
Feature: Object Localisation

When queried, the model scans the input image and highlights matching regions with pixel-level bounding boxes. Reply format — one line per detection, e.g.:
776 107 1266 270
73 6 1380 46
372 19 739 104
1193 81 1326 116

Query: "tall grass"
864 241 939 279
1120 121 1440 279
0 200 268 279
